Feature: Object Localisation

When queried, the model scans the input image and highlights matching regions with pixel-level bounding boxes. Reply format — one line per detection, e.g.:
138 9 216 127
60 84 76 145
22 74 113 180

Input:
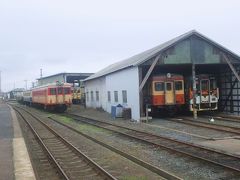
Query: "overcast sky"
0 0 239 91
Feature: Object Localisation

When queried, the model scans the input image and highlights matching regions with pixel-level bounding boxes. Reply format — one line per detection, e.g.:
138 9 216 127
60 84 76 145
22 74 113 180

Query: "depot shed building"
84 30 240 121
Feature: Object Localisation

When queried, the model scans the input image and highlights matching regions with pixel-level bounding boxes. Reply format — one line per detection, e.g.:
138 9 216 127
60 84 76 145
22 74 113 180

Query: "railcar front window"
58 88 63 94
64 88 70 94
201 80 209 91
154 82 164 91
50 88 56 95
175 81 183 90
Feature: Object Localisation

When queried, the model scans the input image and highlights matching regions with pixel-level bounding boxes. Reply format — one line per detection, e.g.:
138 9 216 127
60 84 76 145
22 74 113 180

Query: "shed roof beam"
139 54 161 92
222 53 240 82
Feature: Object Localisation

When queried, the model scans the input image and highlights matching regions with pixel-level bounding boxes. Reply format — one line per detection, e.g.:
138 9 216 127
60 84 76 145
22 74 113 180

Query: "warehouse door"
165 82 174 104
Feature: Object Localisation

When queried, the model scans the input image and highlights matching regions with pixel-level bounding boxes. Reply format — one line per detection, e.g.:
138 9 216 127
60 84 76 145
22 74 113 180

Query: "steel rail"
168 117 240 135
14 107 70 180
13 106 117 180
201 115 240 123
14 104 182 180
66 113 240 174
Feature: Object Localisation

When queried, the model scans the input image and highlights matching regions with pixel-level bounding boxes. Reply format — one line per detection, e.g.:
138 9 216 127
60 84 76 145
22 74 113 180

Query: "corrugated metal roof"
85 30 240 81
38 72 93 80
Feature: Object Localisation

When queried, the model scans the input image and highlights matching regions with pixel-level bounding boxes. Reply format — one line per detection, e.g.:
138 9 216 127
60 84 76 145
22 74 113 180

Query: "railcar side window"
64 88 70 94
50 88 56 95
175 81 183 90
58 87 63 94
154 82 164 91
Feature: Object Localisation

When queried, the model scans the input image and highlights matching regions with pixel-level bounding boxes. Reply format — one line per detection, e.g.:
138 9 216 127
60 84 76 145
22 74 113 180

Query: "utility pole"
24 80 28 90
40 69 43 78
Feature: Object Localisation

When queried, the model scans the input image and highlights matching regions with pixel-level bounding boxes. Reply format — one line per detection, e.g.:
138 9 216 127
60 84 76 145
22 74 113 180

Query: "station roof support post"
192 63 198 119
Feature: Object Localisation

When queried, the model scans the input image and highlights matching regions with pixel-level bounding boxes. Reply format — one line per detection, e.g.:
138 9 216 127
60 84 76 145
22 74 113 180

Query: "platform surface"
0 101 35 180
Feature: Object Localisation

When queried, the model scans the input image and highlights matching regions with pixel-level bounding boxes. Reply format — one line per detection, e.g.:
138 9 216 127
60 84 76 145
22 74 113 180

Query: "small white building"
85 67 140 120
84 30 240 121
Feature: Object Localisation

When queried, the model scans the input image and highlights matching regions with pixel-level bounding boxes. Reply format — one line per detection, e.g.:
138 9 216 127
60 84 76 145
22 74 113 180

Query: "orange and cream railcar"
31 83 72 112
151 73 185 114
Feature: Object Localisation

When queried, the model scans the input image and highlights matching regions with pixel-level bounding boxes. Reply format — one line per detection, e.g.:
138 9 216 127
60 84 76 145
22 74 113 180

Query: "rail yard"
1 100 238 180
2 30 240 180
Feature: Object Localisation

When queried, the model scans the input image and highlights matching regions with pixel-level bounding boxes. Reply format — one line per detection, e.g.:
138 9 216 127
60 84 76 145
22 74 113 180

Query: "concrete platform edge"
9 105 36 180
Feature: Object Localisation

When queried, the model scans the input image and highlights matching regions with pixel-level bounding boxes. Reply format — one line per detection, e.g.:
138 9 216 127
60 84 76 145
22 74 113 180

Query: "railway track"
13 106 117 180
12 104 182 180
168 117 240 136
202 115 240 123
64 113 240 175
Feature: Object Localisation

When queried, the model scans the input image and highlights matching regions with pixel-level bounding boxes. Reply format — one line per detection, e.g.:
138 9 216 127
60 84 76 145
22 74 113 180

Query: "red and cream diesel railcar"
187 74 219 111
31 83 72 112
150 73 185 114
149 73 219 115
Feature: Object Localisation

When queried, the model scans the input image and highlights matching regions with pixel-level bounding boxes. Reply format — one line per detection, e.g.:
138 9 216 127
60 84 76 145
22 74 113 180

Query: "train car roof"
31 83 72 90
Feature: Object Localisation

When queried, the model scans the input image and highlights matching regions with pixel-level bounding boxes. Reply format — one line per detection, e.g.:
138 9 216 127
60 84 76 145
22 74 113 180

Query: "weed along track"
64 113 240 175
13 106 117 180
12 104 181 180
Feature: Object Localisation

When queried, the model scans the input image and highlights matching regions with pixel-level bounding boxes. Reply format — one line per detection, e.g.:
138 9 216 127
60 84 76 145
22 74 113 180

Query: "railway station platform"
0 100 35 180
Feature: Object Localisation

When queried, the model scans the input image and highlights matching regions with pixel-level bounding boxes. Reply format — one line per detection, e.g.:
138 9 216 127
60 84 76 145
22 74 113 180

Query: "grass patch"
53 115 111 134
76 123 108 133
52 115 73 124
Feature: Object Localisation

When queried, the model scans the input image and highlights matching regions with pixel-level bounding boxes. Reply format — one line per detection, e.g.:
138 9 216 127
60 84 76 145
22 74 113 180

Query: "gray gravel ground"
50 115 240 180
20 107 165 180
186 115 240 129
17 104 240 179
150 118 238 140
67 105 238 143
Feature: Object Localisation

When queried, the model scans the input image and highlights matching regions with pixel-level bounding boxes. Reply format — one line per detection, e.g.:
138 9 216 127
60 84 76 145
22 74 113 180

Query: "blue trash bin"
111 104 123 118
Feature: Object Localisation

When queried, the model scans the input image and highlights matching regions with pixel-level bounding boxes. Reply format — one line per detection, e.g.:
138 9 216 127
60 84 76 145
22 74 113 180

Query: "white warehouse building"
84 30 240 121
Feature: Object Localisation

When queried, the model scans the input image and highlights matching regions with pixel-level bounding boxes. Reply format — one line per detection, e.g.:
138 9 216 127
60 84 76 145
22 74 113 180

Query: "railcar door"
165 82 174 104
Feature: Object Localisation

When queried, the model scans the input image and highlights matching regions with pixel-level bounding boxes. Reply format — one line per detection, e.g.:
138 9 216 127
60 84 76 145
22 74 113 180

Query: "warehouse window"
96 91 99 101
107 91 111 102
122 90 127 103
86 92 89 101
114 91 118 102
91 91 94 101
